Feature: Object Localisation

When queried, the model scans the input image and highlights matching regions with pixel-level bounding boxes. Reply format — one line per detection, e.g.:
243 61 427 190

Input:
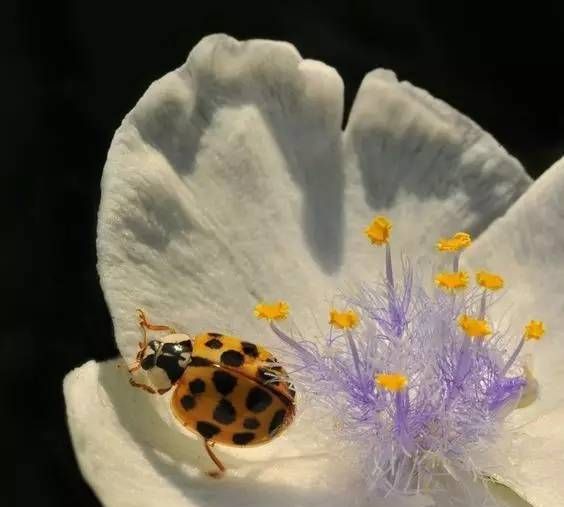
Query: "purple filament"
269 259 527 495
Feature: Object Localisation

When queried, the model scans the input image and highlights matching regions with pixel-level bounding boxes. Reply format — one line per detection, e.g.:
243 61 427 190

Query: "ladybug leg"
128 377 156 394
204 440 226 478
127 361 140 373
137 309 176 338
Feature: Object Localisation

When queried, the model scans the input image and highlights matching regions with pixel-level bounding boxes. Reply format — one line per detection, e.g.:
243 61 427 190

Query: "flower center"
253 217 545 496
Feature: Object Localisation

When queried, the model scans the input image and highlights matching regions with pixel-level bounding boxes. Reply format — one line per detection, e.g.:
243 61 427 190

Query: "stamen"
453 252 461 273
365 216 394 287
457 314 492 339
364 216 392 246
436 232 472 252
329 309 363 378
330 309 363 378
254 302 311 357
329 309 359 330
434 271 469 292
393 389 413 454
502 320 546 376
375 373 408 392
525 320 545 340
269 321 311 357
475 271 503 318
478 290 487 319
346 330 363 379
436 232 471 272
254 301 289 321
450 334 472 396
266 220 541 498
476 271 504 290
501 336 525 377
385 243 394 289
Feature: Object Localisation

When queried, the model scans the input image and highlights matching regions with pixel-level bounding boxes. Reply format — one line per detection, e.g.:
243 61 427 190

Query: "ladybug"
128 310 296 477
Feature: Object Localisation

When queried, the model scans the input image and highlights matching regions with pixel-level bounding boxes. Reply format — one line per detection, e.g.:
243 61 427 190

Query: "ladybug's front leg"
128 378 171 395
129 378 157 394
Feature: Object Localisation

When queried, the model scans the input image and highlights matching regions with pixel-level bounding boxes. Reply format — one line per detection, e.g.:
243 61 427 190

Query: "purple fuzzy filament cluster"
270 260 526 495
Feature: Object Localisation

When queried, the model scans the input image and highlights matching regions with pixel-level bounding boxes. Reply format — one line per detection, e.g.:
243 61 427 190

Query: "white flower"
64 34 564 507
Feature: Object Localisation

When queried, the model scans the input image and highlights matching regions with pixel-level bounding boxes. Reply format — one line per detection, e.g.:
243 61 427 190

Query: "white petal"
490 407 564 507
65 358 435 507
490 483 534 507
467 157 564 505
97 34 344 364
92 34 534 504
98 34 531 364
342 69 530 272
468 158 564 422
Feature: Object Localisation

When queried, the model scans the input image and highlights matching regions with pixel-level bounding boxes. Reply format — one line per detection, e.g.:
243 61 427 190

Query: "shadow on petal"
128 34 345 274
345 69 530 241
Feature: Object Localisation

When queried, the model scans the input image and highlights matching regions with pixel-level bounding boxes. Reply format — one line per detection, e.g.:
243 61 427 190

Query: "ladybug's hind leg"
204 440 226 478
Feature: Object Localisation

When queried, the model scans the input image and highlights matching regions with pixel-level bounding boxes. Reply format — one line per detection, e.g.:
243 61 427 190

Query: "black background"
7 1 564 505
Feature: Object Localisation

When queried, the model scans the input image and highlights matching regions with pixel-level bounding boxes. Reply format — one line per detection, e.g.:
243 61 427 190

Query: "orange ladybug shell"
171 333 295 446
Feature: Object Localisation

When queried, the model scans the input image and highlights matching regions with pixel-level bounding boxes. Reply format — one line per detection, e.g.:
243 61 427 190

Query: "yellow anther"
458 314 492 339
254 301 289 321
375 373 408 392
364 216 392 246
476 271 504 290
329 309 359 330
524 320 545 340
436 232 472 252
435 271 469 291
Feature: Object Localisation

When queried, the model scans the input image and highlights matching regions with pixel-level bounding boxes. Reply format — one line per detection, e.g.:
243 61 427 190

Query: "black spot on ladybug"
196 421 221 440
141 354 156 370
221 350 245 367
246 386 272 413
180 395 196 410
205 338 223 349
212 370 238 396
190 356 212 367
207 332 223 338
269 409 286 435
243 417 260 430
189 378 206 395
233 432 255 445
241 342 259 358
213 398 237 425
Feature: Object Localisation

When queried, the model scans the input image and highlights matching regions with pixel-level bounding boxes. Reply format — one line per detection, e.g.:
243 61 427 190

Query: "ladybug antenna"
136 308 150 348
136 308 177 341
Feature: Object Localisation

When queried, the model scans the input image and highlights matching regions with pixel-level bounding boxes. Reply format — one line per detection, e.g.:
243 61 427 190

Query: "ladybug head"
136 339 162 371
132 335 193 391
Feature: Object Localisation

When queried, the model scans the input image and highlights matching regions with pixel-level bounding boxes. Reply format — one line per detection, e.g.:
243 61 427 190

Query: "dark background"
6 1 564 505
